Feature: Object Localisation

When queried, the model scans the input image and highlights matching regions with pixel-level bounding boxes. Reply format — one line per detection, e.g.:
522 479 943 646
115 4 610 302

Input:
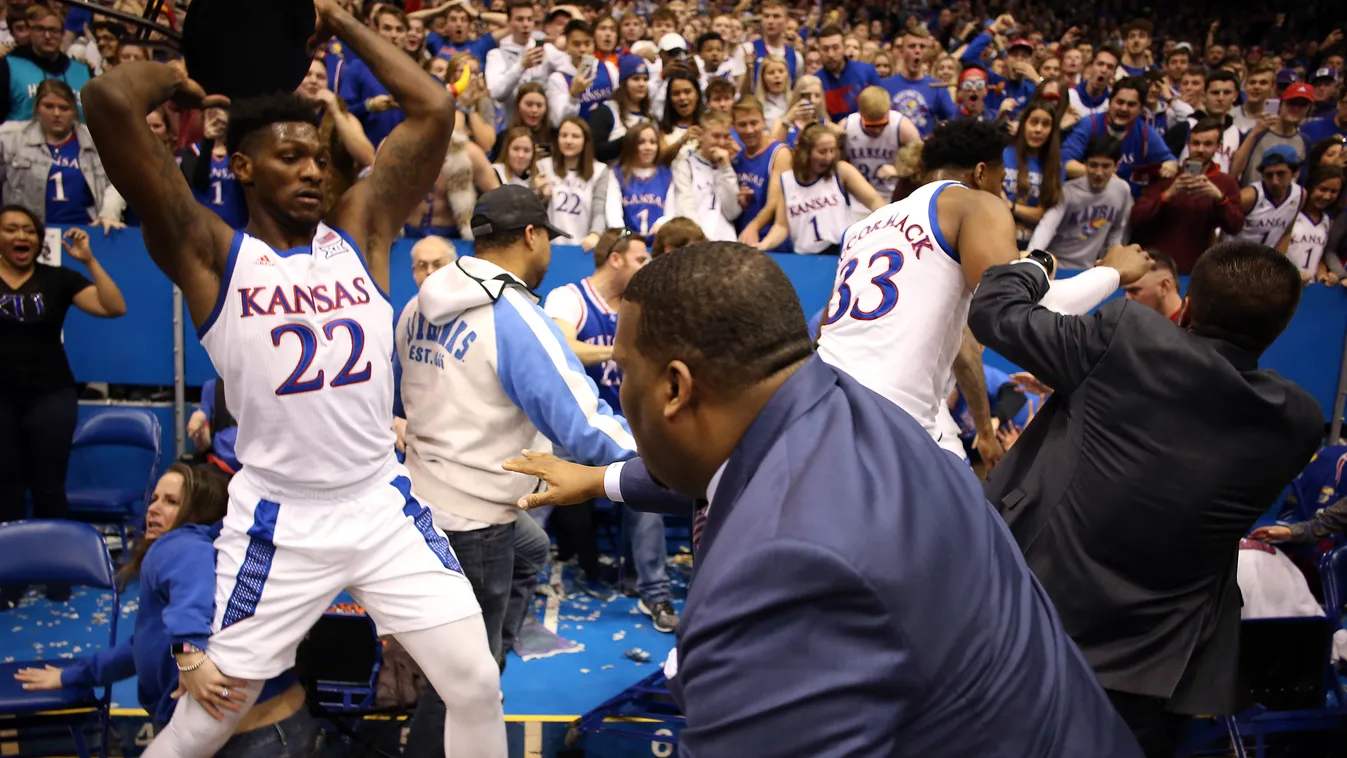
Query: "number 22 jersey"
816 180 969 442
197 224 397 495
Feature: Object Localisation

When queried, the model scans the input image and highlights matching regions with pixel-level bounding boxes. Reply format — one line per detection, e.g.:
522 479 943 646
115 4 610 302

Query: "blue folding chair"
563 670 684 750
65 409 162 555
0 520 119 758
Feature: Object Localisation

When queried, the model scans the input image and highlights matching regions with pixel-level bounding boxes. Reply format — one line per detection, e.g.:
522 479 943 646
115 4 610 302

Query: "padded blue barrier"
61 228 178 387
57 227 1347 419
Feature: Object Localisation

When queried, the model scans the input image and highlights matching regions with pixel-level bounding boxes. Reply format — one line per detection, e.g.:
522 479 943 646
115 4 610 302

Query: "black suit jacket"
969 262 1323 715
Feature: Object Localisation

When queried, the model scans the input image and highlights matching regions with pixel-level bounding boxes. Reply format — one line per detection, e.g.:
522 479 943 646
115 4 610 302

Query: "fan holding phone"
1166 159 1224 200
547 20 618 125
1129 117 1246 274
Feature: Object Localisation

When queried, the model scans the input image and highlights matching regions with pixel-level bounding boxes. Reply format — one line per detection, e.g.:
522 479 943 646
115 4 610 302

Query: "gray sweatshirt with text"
1028 175 1133 270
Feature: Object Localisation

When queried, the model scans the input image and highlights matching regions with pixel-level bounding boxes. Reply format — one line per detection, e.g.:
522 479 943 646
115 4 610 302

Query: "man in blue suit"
504 242 1142 757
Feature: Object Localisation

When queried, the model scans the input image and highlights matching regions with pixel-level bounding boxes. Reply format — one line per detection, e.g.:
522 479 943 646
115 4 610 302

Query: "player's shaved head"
615 241 814 499
622 241 812 395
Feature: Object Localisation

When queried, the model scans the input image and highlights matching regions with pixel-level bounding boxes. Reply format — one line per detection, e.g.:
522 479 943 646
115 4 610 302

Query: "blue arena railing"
57 227 1347 422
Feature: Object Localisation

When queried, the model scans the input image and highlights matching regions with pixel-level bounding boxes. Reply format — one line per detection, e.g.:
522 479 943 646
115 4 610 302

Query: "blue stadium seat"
1283 445 1347 525
0 520 120 758
65 409 162 556
1319 544 1347 622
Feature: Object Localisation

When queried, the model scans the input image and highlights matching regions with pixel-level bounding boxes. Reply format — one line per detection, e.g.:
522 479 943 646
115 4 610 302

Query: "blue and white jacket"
395 256 637 526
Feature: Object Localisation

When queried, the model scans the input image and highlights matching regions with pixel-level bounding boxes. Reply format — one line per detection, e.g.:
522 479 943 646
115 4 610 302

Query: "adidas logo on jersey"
254 255 275 266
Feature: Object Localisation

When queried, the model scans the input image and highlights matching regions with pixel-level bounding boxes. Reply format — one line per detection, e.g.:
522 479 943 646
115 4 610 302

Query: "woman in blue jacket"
14 463 316 757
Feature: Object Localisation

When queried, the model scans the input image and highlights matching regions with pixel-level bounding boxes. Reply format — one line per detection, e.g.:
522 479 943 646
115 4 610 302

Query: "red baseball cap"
1008 38 1034 53
1282 82 1316 103
959 67 988 83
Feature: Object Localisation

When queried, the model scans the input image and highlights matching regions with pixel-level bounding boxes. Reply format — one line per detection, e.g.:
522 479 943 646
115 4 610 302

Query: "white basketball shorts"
206 463 481 680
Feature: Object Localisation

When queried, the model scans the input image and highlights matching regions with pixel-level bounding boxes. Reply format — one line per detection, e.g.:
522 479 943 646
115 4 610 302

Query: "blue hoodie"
1061 113 1175 197
60 524 295 725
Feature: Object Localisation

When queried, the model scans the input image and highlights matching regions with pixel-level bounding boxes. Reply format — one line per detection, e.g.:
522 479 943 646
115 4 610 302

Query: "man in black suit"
969 241 1324 758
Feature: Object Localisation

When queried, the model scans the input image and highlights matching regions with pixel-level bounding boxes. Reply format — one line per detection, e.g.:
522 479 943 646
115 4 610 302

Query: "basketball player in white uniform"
817 119 1147 463
843 86 922 213
82 2 505 756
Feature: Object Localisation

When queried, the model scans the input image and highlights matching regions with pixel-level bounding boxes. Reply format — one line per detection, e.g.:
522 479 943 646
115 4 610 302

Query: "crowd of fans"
0 0 1339 285
0 0 1346 755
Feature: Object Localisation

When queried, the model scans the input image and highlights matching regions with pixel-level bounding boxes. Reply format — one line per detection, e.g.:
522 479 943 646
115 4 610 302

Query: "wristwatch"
1025 249 1058 279
171 642 202 657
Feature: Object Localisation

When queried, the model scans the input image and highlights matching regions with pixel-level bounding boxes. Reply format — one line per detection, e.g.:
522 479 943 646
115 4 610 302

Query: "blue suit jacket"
618 358 1141 757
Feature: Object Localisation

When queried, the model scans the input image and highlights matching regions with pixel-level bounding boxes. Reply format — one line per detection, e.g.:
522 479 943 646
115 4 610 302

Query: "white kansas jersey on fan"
197 222 397 494
816 180 969 444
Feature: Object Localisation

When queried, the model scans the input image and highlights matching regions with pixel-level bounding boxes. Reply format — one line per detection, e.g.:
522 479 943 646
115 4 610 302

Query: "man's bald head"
412 236 457 289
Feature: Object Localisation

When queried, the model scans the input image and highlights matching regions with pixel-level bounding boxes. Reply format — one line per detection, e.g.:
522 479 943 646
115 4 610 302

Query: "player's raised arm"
322 0 456 287
81 62 234 326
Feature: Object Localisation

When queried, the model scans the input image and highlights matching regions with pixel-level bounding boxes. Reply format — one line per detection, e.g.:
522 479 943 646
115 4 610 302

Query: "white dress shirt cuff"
603 461 626 502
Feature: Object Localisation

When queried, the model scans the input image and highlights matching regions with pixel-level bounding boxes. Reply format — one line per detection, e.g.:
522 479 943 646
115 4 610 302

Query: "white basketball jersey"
198 224 397 495
843 110 902 199
1288 211 1330 275
538 157 601 244
817 180 968 444
1235 182 1302 247
780 169 852 254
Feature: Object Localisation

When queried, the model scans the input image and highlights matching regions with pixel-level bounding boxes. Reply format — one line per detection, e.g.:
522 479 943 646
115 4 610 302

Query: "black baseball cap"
182 0 315 100
471 185 566 240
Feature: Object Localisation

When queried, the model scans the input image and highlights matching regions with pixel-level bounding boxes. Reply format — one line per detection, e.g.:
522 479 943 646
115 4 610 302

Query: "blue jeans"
627 506 671 606
529 503 670 605
404 521 515 758
200 705 317 757
503 512 550 666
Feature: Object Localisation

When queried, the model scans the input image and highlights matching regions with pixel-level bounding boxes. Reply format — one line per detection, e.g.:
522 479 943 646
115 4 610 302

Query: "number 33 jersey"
816 180 969 441
198 224 397 494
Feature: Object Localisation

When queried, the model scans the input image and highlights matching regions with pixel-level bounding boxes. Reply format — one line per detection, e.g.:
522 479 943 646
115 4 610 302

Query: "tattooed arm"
81 63 234 328
321 0 454 294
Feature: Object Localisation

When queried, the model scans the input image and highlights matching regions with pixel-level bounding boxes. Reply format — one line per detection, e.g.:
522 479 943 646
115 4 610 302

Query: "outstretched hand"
501 450 607 509
1248 525 1292 543
14 664 63 691
1010 371 1053 397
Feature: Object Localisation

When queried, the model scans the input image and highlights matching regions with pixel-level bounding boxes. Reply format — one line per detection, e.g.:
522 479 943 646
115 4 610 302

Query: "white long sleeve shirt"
546 60 621 128
673 151 741 241
485 38 571 122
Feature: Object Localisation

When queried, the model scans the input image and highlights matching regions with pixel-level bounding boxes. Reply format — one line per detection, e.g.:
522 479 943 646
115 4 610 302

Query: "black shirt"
0 263 92 393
